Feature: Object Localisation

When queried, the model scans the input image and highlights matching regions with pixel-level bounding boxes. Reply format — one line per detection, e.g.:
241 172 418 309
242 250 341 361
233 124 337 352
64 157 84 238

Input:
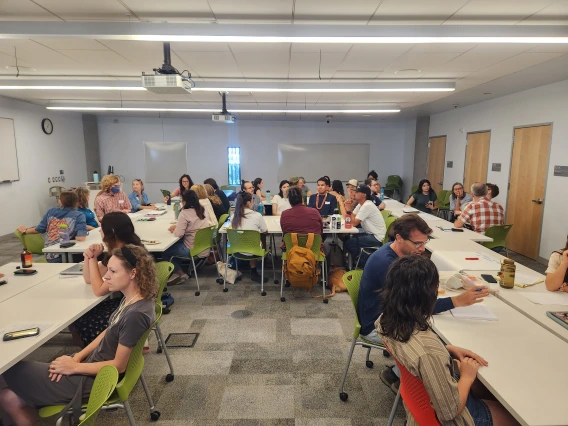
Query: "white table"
0 273 105 374
432 295 568 426
219 215 360 235
0 263 69 303
43 206 181 262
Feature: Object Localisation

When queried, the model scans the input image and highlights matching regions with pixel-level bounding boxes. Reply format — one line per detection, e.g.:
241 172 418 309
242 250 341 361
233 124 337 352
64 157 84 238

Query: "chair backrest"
410 185 419 195
383 216 397 245
386 175 403 188
226 229 265 257
342 270 364 339
392 357 442 425
155 261 174 301
437 190 450 209
189 225 216 257
14 230 45 255
380 210 391 220
114 304 161 402
482 225 514 249
80 365 119 426
283 233 322 258
217 213 229 228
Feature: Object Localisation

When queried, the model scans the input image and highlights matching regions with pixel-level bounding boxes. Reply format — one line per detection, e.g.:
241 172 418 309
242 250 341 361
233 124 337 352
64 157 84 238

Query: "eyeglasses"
406 237 430 248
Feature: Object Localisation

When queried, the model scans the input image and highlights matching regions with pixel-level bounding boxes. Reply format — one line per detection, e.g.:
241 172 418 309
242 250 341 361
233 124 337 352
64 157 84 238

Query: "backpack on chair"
284 233 319 296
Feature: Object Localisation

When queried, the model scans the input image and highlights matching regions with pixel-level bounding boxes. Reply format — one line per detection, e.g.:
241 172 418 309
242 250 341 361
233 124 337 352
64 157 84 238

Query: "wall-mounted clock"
41 118 53 135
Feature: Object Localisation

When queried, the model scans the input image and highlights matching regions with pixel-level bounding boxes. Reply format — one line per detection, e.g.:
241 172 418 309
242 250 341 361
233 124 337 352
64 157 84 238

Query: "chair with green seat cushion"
383 216 397 245
353 216 397 270
410 185 419 195
39 306 163 425
380 210 391 220
280 233 326 303
223 229 277 296
153 262 175 381
338 271 392 407
14 230 47 263
482 225 514 257
384 175 403 199
169 225 218 296
76 365 119 426
215 213 230 262
436 189 450 218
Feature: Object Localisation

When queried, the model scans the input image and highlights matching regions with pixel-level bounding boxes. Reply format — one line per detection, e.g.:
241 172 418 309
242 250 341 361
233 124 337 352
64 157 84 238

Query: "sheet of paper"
402 208 420 213
514 272 543 285
519 292 568 306
0 322 59 341
450 305 498 321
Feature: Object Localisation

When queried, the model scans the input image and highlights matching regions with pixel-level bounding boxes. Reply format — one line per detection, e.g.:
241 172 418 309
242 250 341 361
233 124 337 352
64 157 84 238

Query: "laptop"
60 263 84 276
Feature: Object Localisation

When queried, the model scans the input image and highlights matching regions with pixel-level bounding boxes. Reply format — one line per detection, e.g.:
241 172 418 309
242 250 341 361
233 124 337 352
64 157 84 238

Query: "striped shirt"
458 198 504 233
377 323 475 426
94 191 132 218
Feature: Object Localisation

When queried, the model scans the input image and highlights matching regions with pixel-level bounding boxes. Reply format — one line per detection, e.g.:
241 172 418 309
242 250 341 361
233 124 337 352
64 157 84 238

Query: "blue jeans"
454 371 493 425
344 233 382 260
162 240 190 272
46 255 62 263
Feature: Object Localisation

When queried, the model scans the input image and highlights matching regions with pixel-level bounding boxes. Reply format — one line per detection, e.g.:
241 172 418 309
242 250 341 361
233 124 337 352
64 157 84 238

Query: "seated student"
343 185 387 262
230 192 269 284
486 183 499 200
282 186 324 238
357 214 489 391
365 178 386 210
367 170 378 180
75 186 99 230
308 176 337 217
163 189 210 284
204 178 231 211
17 191 87 263
0 245 157 426
378 255 520 426
241 180 263 213
545 235 568 293
450 182 473 221
455 183 504 234
329 179 345 203
272 180 292 216
406 179 438 214
323 176 332 192
94 174 132 220
164 174 193 203
336 179 359 215
253 177 266 201
75 212 144 347
191 184 218 227
128 179 157 213
204 183 228 220
297 177 312 199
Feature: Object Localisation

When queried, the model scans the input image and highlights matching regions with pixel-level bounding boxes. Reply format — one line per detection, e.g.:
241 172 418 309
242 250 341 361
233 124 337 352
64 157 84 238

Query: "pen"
465 257 479 260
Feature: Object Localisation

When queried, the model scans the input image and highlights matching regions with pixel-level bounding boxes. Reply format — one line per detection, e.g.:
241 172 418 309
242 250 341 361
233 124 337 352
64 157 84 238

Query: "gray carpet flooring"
0 232 547 425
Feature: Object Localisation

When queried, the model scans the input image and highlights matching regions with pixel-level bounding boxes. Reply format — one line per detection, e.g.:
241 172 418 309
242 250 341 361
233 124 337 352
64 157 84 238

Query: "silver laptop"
60 263 84 276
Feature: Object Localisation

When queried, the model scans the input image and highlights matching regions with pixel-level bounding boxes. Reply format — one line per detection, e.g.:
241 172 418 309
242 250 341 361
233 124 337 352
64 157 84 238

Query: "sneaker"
380 366 398 389
250 271 268 284
391 379 400 395
167 275 181 285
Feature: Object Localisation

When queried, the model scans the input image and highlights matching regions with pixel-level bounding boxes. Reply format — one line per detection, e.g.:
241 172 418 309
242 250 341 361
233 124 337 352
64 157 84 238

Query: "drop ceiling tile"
528 45 568 53
248 93 288 102
410 44 476 53
437 45 533 73
371 0 469 24
0 40 86 70
520 0 568 24
293 0 381 23
385 52 463 73
337 44 413 73
33 39 109 51
231 46 290 78
446 0 556 24
32 0 132 20
61 50 134 70
208 0 293 21
0 0 61 21
121 0 214 21
98 40 172 70
175 51 244 78
291 43 352 53
170 42 229 52
288 52 348 79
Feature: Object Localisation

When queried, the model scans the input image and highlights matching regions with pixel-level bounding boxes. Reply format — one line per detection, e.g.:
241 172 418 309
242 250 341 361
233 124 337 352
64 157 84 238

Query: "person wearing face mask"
128 178 157 212
94 174 131 220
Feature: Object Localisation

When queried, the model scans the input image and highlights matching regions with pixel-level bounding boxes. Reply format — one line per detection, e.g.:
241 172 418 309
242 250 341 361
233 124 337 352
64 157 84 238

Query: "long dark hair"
232 192 252 229
278 180 290 198
450 182 467 201
415 179 435 196
379 255 439 343
203 178 219 190
101 212 142 253
332 180 344 196
182 189 205 220
178 174 194 196
253 177 263 193
558 235 568 284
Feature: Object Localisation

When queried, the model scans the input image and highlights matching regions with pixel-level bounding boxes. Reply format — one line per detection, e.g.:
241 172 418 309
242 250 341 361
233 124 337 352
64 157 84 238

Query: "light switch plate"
554 165 568 177
447 161 453 168
492 163 502 172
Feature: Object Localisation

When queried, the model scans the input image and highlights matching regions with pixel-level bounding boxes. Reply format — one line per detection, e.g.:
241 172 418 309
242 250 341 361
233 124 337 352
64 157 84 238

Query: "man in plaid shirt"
454 182 504 233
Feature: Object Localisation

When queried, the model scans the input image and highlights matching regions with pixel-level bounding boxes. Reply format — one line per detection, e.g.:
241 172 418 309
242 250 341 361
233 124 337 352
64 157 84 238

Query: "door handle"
531 198 544 204
437 182 443 186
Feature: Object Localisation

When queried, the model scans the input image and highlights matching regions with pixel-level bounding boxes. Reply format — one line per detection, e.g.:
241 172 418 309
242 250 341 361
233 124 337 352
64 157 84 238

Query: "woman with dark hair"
74 212 144 346
449 182 473 221
406 179 438 214
231 192 268 283
253 177 266 201
163 189 210 284
378 255 519 426
164 174 194 202
205 177 230 211
485 183 499 200
368 170 378 180
204 183 228 220
75 186 99 230
545 235 568 293
271 180 291 216
0 245 157 425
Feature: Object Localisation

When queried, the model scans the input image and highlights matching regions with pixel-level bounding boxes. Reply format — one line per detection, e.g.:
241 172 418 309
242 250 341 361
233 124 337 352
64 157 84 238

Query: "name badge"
325 201 330 204
118 200 124 204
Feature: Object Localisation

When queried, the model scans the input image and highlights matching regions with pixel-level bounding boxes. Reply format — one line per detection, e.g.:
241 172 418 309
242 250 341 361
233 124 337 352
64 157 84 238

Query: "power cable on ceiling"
14 47 19 78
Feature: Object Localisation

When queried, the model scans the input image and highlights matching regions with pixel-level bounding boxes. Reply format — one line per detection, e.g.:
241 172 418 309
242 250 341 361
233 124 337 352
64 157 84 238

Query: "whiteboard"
0 118 20 182
278 143 369 183
144 142 187 183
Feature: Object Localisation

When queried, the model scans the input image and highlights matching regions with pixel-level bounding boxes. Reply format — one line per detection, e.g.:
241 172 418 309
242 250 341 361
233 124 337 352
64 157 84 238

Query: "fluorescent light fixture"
192 87 454 93
46 106 400 113
0 86 145 91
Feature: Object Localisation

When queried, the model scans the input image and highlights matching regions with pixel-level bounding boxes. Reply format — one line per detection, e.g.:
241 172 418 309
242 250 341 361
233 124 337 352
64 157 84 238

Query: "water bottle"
380 187 385 200
257 203 264 216
167 194 171 206
93 170 99 183
173 201 181 219
58 223 70 244
345 211 353 229
266 190 271 204
499 258 516 289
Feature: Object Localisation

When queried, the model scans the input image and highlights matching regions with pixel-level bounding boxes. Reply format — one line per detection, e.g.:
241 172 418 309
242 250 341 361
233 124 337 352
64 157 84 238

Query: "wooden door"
464 131 491 191
427 136 447 194
506 125 551 259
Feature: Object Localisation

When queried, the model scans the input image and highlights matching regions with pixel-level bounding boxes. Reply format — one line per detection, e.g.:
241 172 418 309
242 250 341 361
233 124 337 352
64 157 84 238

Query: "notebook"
450 305 498 321
519 292 568 306
402 207 420 213
546 311 568 329
60 263 84 276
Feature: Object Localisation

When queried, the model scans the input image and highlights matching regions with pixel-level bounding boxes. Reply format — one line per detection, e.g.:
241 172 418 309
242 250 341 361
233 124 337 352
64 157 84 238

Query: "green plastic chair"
223 229 277 296
410 185 419 195
383 216 397 245
153 262 175 381
384 175 403 199
436 189 450 218
40 306 163 425
482 225 514 257
338 270 390 403
280 233 326 303
380 210 391 220
169 225 217 296
353 216 397 270
14 230 47 263
76 365 119 426
215 213 230 256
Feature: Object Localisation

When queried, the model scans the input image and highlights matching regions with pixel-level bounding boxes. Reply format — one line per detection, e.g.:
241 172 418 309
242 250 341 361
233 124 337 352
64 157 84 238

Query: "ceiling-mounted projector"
212 113 234 124
141 74 191 95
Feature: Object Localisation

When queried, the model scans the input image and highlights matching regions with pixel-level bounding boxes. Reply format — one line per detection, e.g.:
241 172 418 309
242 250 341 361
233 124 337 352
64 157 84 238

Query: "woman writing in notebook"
545 235 568 293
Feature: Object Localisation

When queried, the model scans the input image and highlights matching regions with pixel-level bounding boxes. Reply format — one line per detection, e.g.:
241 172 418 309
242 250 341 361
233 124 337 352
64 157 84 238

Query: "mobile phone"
451 228 464 232
14 269 37 275
3 327 40 341
481 274 498 283
60 242 76 248
0 279 7 286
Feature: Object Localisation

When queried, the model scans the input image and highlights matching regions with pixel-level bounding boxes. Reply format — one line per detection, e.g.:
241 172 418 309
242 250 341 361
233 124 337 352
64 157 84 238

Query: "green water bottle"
173 201 181 219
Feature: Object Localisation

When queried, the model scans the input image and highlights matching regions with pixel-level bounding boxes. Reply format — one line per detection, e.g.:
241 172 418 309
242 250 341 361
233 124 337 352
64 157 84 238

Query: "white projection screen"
144 142 187 183
278 143 369 183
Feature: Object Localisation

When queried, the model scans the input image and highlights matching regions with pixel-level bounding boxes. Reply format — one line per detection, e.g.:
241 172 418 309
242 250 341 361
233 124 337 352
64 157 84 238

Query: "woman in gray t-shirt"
0 245 157 421
407 179 438 214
